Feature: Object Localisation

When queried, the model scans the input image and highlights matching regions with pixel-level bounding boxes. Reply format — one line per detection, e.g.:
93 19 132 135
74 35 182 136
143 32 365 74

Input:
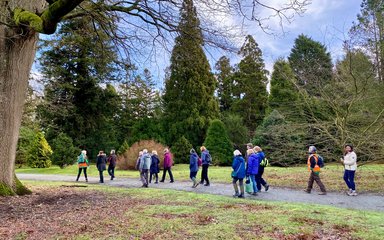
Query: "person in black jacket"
96 151 107 183
149 150 160 184
107 150 117 180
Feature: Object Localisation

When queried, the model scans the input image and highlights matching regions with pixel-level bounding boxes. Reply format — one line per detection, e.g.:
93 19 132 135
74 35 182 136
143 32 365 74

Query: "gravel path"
17 173 384 212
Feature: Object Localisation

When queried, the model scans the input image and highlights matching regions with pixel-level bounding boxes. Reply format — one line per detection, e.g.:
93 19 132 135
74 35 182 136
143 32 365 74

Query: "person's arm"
343 153 357 166
310 156 316 169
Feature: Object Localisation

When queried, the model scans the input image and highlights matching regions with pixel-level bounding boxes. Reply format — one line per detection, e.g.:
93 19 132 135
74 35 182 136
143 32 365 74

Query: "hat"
233 150 242 156
308 146 316 154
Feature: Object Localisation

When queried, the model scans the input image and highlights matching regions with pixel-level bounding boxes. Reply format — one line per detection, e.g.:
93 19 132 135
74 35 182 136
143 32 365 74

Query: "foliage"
203 119 233 165
171 136 193 164
117 140 168 170
16 127 36 168
118 140 130 155
128 117 164 145
231 35 268 131
162 0 219 147
215 56 234 112
288 34 333 96
27 132 52 168
221 113 249 149
51 133 78 168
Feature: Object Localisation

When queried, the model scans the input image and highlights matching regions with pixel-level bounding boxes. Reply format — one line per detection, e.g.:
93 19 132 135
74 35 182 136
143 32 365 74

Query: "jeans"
161 167 174 182
343 170 356 191
200 164 210 184
108 165 115 179
249 174 258 193
256 166 268 190
76 168 87 181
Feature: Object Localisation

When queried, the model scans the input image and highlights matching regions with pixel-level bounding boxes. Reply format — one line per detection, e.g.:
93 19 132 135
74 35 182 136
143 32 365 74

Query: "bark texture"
0 0 46 194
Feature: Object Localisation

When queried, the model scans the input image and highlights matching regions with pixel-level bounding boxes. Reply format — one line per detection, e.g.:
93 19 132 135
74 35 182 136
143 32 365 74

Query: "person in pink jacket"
160 148 174 183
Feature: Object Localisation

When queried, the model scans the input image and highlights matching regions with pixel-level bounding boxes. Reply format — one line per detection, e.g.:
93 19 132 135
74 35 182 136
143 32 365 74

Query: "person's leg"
149 173 153 183
250 174 258 194
313 173 326 194
239 178 244 198
144 170 149 187
205 165 210 185
140 170 146 186
99 171 104 183
155 173 159 183
255 173 262 191
232 178 239 196
200 165 206 184
349 170 356 191
343 170 351 190
111 167 115 179
168 168 174 182
83 168 88 182
160 168 167 182
76 168 81 181
108 165 112 177
305 172 314 192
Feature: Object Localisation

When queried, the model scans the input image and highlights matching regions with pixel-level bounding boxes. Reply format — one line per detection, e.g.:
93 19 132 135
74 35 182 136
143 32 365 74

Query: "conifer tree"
172 136 193 164
163 0 219 147
215 56 234 112
231 35 268 132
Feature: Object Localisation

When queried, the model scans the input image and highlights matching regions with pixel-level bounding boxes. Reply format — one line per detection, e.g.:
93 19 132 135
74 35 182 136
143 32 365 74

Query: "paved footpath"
17 173 384 212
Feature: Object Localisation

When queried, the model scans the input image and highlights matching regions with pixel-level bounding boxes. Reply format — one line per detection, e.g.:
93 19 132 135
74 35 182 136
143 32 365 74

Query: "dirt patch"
290 216 324 226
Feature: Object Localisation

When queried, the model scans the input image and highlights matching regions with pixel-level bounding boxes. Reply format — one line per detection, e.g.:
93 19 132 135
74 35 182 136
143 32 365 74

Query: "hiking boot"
204 183 210 186
199 181 204 184
303 189 311 193
155 182 158 184
233 192 239 198
251 192 257 196
85 179 88 182
318 192 327 195
265 184 269 192
238 194 245 198
170 180 174 183
159 180 164 183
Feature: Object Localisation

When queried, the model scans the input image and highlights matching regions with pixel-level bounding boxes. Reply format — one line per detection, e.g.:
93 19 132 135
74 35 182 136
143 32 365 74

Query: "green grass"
19 181 384 239
16 163 384 193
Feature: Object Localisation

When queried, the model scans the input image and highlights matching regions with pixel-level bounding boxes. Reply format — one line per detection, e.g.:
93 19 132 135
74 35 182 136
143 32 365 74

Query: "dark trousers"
200 164 210 184
232 177 244 195
190 171 197 180
256 166 268 190
306 171 326 192
108 165 115 179
99 170 104 183
141 169 149 186
76 168 87 181
150 173 158 183
161 167 174 182
343 170 356 191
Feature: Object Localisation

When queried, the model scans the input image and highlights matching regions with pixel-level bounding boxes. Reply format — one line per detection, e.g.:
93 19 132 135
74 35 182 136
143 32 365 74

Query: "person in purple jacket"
246 149 259 195
160 148 174 183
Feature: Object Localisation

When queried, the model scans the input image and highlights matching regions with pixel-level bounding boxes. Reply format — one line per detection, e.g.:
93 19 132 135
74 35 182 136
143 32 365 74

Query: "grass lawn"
16 163 384 193
3 181 383 240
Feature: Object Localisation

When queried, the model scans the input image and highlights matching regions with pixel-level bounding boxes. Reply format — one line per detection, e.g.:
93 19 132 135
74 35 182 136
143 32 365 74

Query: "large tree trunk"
0 0 46 195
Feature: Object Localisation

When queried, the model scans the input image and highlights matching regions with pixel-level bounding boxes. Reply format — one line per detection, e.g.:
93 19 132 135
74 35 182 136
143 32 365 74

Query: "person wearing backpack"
96 151 107 183
232 150 246 198
140 149 152 187
149 150 160 184
254 146 269 191
304 146 327 195
246 149 259 195
107 150 117 180
199 146 211 186
76 150 88 182
160 148 174 183
189 148 199 188
340 144 358 196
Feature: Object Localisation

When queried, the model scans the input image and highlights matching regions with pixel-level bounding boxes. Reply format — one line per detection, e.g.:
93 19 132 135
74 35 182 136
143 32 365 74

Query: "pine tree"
51 133 78 168
231 35 268 132
27 132 53 168
172 136 193 164
163 0 219 147
203 119 233 166
288 34 333 95
215 56 234 112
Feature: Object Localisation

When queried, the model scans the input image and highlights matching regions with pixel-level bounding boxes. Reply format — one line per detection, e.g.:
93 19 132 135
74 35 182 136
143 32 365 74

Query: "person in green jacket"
76 150 88 182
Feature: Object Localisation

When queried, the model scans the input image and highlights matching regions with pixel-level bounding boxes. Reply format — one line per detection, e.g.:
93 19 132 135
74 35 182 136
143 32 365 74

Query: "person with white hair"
231 150 246 198
139 149 152 187
304 146 327 195
150 150 160 184
76 150 88 182
107 150 117 180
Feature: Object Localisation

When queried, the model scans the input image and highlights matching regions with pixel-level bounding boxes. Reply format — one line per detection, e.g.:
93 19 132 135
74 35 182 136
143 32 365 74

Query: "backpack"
260 157 269 167
78 155 85 163
205 153 211 164
197 158 202 167
317 155 325 168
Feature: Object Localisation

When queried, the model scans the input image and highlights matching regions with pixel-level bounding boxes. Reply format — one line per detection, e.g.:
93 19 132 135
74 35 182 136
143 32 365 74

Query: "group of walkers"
75 143 358 197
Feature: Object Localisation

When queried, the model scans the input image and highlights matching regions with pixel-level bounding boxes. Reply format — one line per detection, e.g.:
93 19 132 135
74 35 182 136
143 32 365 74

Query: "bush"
16 127 36 168
203 119 233 166
27 132 53 168
117 140 169 170
118 140 130 155
171 136 193 164
221 113 249 148
51 133 78 168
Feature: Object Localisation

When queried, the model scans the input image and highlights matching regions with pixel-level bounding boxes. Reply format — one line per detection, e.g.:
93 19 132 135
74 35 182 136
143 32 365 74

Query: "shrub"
27 132 53 168
171 136 193 164
203 119 233 166
16 127 36 168
221 113 249 149
51 133 78 168
118 140 130 155
117 140 169 170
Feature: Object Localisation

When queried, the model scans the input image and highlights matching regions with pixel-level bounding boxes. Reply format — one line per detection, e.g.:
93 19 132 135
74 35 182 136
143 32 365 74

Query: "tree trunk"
0 0 46 195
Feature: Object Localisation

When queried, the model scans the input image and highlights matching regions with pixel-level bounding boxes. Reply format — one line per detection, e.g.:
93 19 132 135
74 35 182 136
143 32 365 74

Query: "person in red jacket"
160 148 174 183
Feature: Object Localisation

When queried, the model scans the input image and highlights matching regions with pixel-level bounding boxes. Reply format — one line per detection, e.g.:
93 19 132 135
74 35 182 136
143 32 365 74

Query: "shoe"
155 182 158 184
76 179 79 182
85 179 88 182
251 192 257 196
111 178 114 180
159 180 164 183
265 184 269 192
199 181 204 184
170 181 174 183
99 181 104 183
238 194 245 198
204 183 210 186
233 193 239 198
194 182 199 188
346 189 352 195
348 191 358 196
303 189 311 193
318 192 327 195
145 184 149 188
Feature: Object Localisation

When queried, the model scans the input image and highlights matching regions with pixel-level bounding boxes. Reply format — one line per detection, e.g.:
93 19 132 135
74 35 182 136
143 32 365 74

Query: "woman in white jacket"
340 144 358 196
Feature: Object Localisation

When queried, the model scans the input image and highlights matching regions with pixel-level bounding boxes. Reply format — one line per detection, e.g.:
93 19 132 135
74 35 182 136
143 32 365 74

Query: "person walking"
246 149 259 195
160 148 174 183
341 144 358 196
232 150 246 198
107 150 117 180
96 151 107 183
150 150 160 184
76 150 88 182
254 146 269 191
304 146 327 195
140 149 151 187
199 146 211 186
189 148 199 188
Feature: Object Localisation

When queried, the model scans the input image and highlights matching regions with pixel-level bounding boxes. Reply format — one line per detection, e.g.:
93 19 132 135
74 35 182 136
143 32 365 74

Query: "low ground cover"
1 181 383 239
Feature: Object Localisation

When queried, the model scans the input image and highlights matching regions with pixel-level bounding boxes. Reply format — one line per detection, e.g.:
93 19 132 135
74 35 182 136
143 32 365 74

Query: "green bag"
245 177 253 193
260 157 269 167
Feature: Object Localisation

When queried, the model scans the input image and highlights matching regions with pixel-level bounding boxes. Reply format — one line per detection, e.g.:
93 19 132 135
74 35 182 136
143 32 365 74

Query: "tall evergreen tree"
231 35 268 132
163 0 219 146
288 34 333 95
215 56 234 112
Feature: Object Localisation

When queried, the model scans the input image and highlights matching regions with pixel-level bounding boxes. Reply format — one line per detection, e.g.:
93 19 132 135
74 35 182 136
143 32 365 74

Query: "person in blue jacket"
189 148 199 188
232 150 246 198
246 149 259 195
254 146 269 191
